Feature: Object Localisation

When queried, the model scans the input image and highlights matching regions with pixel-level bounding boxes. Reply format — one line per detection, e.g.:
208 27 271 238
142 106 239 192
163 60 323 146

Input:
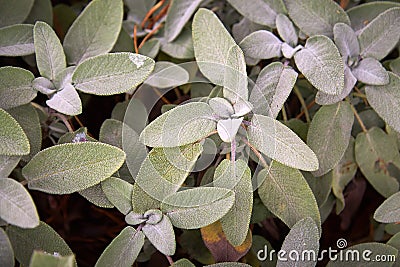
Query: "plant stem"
349 101 368 133
295 100 315 120
242 138 269 169
281 104 288 122
54 113 74 133
151 87 171 104
231 139 236 163
133 24 139 53
293 86 310 123
166 255 174 265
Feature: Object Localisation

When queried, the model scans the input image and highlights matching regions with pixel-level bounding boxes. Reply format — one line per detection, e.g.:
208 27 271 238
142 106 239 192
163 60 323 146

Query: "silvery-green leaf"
0 108 30 156
257 162 321 233
303 171 332 208
0 66 36 110
217 118 243 143
0 0 34 27
125 211 147 225
213 159 253 246
54 66 75 90
239 30 282 60
307 101 354 177
352 58 389 85
29 251 75 267
250 62 298 118
134 143 202 202
0 228 14 267
72 53 155 95
0 24 34 56
0 155 21 178
283 0 350 37
111 28 133 53
22 142 126 194
161 187 235 229
281 43 302 59
358 7 400 60
165 0 202 42
7 104 42 162
143 209 163 225
25 0 53 26
32 77 56 95
0 178 39 228
34 21 66 80
131 184 160 214
58 127 96 144
79 184 114 208
223 45 248 104
63 0 123 64
232 17 267 43
95 226 144 267
355 127 400 198
333 23 359 60
248 114 319 171
172 258 196 267
276 14 297 47
139 39 160 59
226 0 286 27
101 177 133 215
294 35 344 95
161 26 194 59
140 102 216 147
46 84 82 116
209 97 234 118
366 72 400 132
142 215 176 256
125 0 155 24
390 57 400 77
374 191 400 223
145 61 189 89
315 66 356 105
277 217 319 267
192 8 237 85
7 222 76 267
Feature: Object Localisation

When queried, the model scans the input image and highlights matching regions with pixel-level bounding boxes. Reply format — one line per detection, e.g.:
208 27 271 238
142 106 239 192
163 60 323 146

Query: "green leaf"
0 66 36 110
358 7 400 61
0 155 21 178
125 0 155 24
25 0 53 26
276 14 298 47
209 97 234 118
390 57 400 77
0 178 39 228
142 215 176 256
213 159 253 246
277 217 319 267
161 187 235 229
165 0 202 42
29 251 75 267
366 73 400 133
112 28 134 53
95 226 144 267
283 0 350 37
333 23 359 59
0 228 14 267
217 118 243 143
140 102 216 147
79 184 114 208
0 0 34 27
172 258 196 267
134 143 202 201
206 263 251 267
63 0 123 64
303 171 332 208
352 58 389 85
257 161 321 233
33 22 66 81
180 230 214 264
250 62 298 118
326 242 398 267
355 127 400 198
131 184 160 214
145 61 189 89
101 177 133 215
226 0 286 27
0 24 34 56
248 114 319 171
72 52 155 95
138 38 160 59
0 108 30 156
239 30 282 60
46 84 82 116
307 102 354 176
294 35 344 95
160 26 194 59
192 8 237 86
22 142 126 194
7 221 76 267
374 191 400 223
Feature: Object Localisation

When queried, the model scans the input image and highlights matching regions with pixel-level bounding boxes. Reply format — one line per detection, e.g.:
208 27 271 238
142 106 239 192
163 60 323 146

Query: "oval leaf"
239 30 282 60
374 191 400 223
101 177 133 215
333 23 359 59
46 84 82 116
352 58 389 85
145 61 189 89
0 24 34 56
276 14 298 47
0 0 34 27
0 108 30 156
142 215 176 256
79 184 114 208
0 228 14 267
29 251 75 267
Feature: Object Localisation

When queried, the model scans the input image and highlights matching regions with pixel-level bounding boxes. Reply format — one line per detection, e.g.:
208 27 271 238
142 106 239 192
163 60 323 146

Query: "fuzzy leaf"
145 61 189 89
283 0 350 37
307 102 354 176
29 251 75 267
352 58 389 85
0 228 14 267
161 187 235 229
374 191 400 223
0 178 39 228
248 114 319 171
72 52 154 95
7 222 75 267
138 38 160 59
333 22 359 59
32 77 56 96
294 35 344 95
63 0 123 64
366 72 400 133
101 177 133 215
25 0 53 26
0 108 30 156
0 66 36 110
95 226 144 267
46 84 82 115
250 62 297 118
160 26 194 59
258 161 321 233
213 159 253 246
0 0 34 27
239 30 282 60
0 155 21 178
358 7 400 60
276 14 298 47
209 97 234 118
277 217 319 267
217 118 243 143
140 102 216 147
165 0 202 42
79 184 114 208
0 24 34 56
172 259 196 267
142 215 176 256
22 142 126 194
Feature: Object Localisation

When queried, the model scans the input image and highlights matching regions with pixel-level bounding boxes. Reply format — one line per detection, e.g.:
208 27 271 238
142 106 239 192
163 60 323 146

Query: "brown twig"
296 100 315 120
138 22 164 49
151 87 172 104
141 0 166 29
133 24 139 53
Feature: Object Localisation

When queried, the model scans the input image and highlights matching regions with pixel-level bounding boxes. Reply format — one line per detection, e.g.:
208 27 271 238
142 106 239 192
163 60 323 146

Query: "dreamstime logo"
256 238 396 263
